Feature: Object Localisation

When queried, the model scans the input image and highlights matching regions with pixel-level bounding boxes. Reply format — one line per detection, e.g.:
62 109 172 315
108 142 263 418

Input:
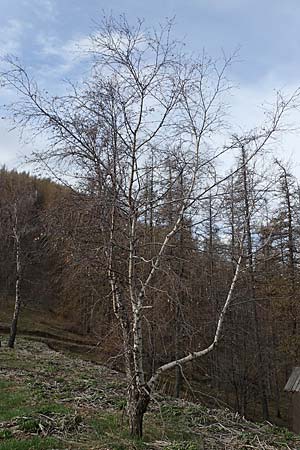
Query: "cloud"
226 71 300 176
194 0 251 12
0 117 50 174
21 0 58 22
0 19 25 56
0 121 28 169
35 33 92 76
230 71 300 131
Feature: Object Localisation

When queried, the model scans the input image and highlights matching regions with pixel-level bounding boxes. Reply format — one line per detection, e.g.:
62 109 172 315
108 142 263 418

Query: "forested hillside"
1 152 300 428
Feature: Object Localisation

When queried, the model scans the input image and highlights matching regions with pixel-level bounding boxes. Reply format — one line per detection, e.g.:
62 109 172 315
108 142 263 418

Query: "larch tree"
272 160 300 360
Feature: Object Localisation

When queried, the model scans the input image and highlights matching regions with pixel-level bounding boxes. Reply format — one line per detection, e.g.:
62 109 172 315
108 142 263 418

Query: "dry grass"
0 338 299 449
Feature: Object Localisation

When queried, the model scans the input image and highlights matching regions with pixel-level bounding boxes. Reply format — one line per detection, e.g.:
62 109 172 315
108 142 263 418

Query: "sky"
1 0 300 174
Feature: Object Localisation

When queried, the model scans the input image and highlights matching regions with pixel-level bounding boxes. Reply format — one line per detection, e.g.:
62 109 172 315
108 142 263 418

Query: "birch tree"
0 171 38 348
1 15 299 437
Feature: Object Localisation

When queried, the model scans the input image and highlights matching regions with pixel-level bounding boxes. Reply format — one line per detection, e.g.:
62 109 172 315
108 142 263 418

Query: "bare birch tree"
1 14 299 437
0 173 38 348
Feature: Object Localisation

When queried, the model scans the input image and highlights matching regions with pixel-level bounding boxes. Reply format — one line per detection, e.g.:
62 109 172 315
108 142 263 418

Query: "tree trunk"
8 295 21 348
241 147 269 420
174 364 183 398
174 301 183 398
8 235 21 349
128 387 150 438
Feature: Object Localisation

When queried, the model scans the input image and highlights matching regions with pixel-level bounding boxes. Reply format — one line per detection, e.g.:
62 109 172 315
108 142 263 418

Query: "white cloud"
36 33 91 76
227 72 300 177
0 121 28 169
0 117 50 174
230 71 299 132
0 19 25 56
21 0 58 22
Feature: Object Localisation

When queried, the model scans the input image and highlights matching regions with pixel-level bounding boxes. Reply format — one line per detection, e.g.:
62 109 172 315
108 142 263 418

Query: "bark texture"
8 231 21 349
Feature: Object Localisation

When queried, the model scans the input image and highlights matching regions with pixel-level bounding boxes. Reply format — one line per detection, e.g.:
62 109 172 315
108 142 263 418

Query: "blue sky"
1 0 300 172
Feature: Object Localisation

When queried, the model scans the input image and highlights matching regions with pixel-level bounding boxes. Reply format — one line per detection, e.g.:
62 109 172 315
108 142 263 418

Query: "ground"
0 337 300 450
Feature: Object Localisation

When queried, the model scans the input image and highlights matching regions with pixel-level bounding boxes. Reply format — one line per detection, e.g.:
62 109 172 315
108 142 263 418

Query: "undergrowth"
0 338 298 450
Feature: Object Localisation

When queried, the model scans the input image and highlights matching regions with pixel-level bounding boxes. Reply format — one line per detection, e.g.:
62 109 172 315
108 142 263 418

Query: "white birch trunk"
8 227 22 349
148 249 244 390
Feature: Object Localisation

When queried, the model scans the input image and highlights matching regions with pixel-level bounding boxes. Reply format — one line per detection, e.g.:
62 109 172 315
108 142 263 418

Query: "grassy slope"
0 302 95 344
0 338 300 450
1 300 292 427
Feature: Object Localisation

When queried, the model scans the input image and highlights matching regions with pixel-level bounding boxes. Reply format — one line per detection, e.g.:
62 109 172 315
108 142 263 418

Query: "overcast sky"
1 0 300 174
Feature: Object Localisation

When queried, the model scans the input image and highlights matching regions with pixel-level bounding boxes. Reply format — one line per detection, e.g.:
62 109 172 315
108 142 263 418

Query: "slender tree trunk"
174 171 185 398
174 301 183 398
282 165 297 335
241 147 269 420
208 192 220 389
8 233 21 349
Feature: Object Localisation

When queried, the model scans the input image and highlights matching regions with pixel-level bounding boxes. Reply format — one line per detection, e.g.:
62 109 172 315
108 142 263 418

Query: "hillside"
1 160 299 427
0 338 299 450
